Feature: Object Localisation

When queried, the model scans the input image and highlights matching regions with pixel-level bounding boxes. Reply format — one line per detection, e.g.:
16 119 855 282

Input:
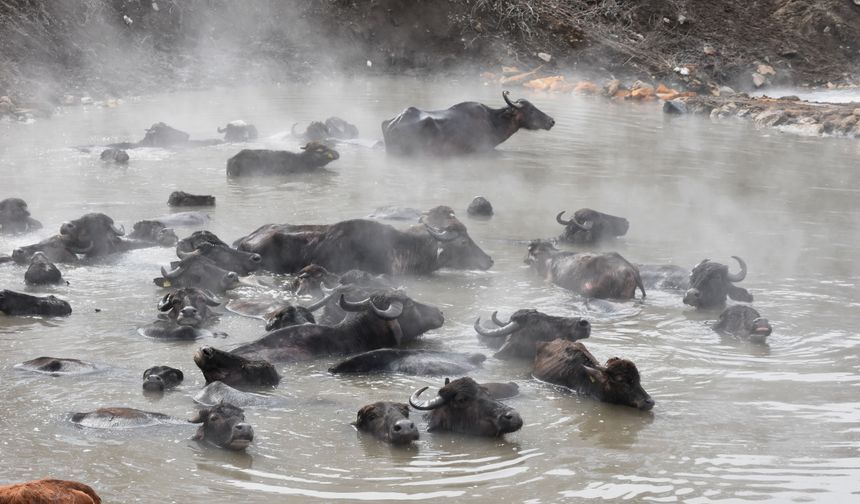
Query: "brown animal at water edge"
0 479 101 504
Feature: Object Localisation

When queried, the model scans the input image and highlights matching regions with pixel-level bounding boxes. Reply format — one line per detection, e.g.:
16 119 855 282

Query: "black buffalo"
533 339 654 411
100 148 129 163
190 403 254 450
264 305 316 331
292 117 359 142
142 366 184 392
234 207 493 275
525 240 645 299
141 287 222 339
382 91 554 156
409 377 523 436
11 235 78 264
556 208 629 244
353 402 419 445
154 253 240 293
194 346 280 389
218 120 259 142
230 292 444 363
128 220 179 247
288 264 392 298
683 257 752 309
24 252 64 285
15 357 98 375
59 213 158 257
0 290 71 317
330 349 486 376
467 196 493 218
71 407 181 429
107 122 222 150
474 309 591 359
226 142 340 177
0 198 42 234
168 191 216 207
176 231 261 275
712 305 772 343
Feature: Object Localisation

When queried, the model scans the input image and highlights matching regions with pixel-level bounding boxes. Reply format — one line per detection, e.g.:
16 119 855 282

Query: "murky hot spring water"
1 80 859 502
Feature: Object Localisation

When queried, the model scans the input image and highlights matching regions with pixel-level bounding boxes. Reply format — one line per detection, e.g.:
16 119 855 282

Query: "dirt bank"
1 0 859 114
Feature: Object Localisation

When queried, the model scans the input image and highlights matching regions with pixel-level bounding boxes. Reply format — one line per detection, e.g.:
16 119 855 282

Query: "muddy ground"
1 0 859 111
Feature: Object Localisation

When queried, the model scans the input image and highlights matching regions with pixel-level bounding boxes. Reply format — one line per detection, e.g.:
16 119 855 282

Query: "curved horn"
160 264 186 280
726 256 747 283
217 126 226 133
201 289 222 306
491 311 509 326
157 293 173 311
502 90 523 109
66 240 94 254
110 223 125 236
176 249 196 260
474 316 520 337
337 294 371 312
555 211 590 230
424 224 459 242
387 319 404 346
409 386 449 410
304 287 343 312
371 300 403 320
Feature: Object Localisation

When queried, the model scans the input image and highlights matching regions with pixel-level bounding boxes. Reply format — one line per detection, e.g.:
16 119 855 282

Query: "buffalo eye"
209 415 220 422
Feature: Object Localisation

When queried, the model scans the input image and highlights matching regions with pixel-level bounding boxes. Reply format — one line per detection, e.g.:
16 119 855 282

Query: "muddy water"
1 79 860 503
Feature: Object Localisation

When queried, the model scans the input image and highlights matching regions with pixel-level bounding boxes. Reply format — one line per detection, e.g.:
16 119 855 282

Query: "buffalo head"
713 305 772 343
420 206 493 270
156 253 240 293
142 365 184 392
59 213 125 256
299 142 340 168
556 208 629 244
12 235 79 264
139 122 190 148
353 402 419 445
189 403 254 450
338 291 444 345
409 377 523 437
683 257 752 309
265 304 316 331
157 287 221 327
503 90 555 130
475 309 591 359
177 241 262 276
194 346 280 389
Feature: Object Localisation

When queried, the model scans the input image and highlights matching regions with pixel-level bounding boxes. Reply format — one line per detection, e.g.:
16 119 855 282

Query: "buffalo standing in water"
409 377 523 437
474 309 591 359
382 91 555 155
525 240 645 300
292 116 359 142
712 305 772 343
226 142 340 177
683 257 752 309
533 339 654 411
555 208 629 245
353 402 419 445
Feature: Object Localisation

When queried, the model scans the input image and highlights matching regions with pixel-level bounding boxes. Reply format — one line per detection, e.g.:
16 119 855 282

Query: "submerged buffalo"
292 117 359 142
556 208 629 244
14 357 98 375
218 120 258 142
0 290 71 317
140 287 222 339
127 220 178 247
0 198 42 234
382 91 554 155
330 349 486 376
474 309 591 359
11 235 78 264
636 264 690 291
712 305 772 343
353 402 419 445
264 305 316 331
154 253 240 293
467 196 493 218
58 213 160 258
194 346 280 389
24 252 64 285
194 381 272 408
230 292 444 363
288 264 393 298
168 191 216 207
525 240 645 299
409 377 523 436
107 122 225 150
100 148 129 163
683 257 752 309
70 407 183 429
226 142 340 177
142 366 184 392
176 231 261 275
234 206 493 275
533 339 654 411
190 403 254 450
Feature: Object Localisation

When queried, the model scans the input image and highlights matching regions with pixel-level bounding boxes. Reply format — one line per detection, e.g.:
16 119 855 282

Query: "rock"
604 79 622 97
663 100 688 115
752 73 767 88
777 121 823 137
753 110 786 128
537 52 552 62
852 108 860 116
710 102 738 120
703 45 716 56
0 96 11 105
826 82 836 89
779 95 800 101
757 64 776 76
718 86 736 96
0 102 12 116
574 81 600 95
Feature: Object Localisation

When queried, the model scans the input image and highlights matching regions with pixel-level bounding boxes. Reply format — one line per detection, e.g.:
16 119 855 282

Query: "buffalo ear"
188 410 205 424
153 278 167 288
174 369 184 381
582 365 607 384
727 285 753 302
354 405 371 426
444 377 450 385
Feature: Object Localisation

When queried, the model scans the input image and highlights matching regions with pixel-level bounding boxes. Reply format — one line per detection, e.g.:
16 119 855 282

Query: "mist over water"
1 79 860 502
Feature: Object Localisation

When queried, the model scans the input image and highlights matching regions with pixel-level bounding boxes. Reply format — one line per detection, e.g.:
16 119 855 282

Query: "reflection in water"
1 79 859 502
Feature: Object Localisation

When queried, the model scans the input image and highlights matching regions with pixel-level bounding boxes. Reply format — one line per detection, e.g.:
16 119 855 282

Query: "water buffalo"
100 148 129 163
189 403 254 450
142 366 184 392
230 292 444 363
0 198 42 234
467 196 493 217
525 240 645 299
683 257 752 309
0 479 101 504
14 357 97 375
409 377 523 436
194 381 272 408
218 120 258 142
11 235 78 264
194 346 280 388
556 208 629 244
177 231 261 275
330 349 486 376
154 253 240 293
226 142 340 177
712 305 772 343
139 287 223 339
353 402 419 445
264 305 316 331
128 220 178 247
292 117 359 142
70 407 182 428
24 251 64 285
108 122 222 150
636 264 690 290
59 213 151 258
168 191 216 207
474 309 591 359
288 264 392 298
234 207 493 275
382 91 554 156
533 339 654 411
0 290 71 316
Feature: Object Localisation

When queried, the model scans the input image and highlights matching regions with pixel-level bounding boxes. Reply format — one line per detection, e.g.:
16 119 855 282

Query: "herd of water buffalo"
0 91 773 468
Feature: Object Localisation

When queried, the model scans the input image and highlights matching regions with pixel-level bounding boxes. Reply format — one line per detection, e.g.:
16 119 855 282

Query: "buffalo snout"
390 419 419 445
